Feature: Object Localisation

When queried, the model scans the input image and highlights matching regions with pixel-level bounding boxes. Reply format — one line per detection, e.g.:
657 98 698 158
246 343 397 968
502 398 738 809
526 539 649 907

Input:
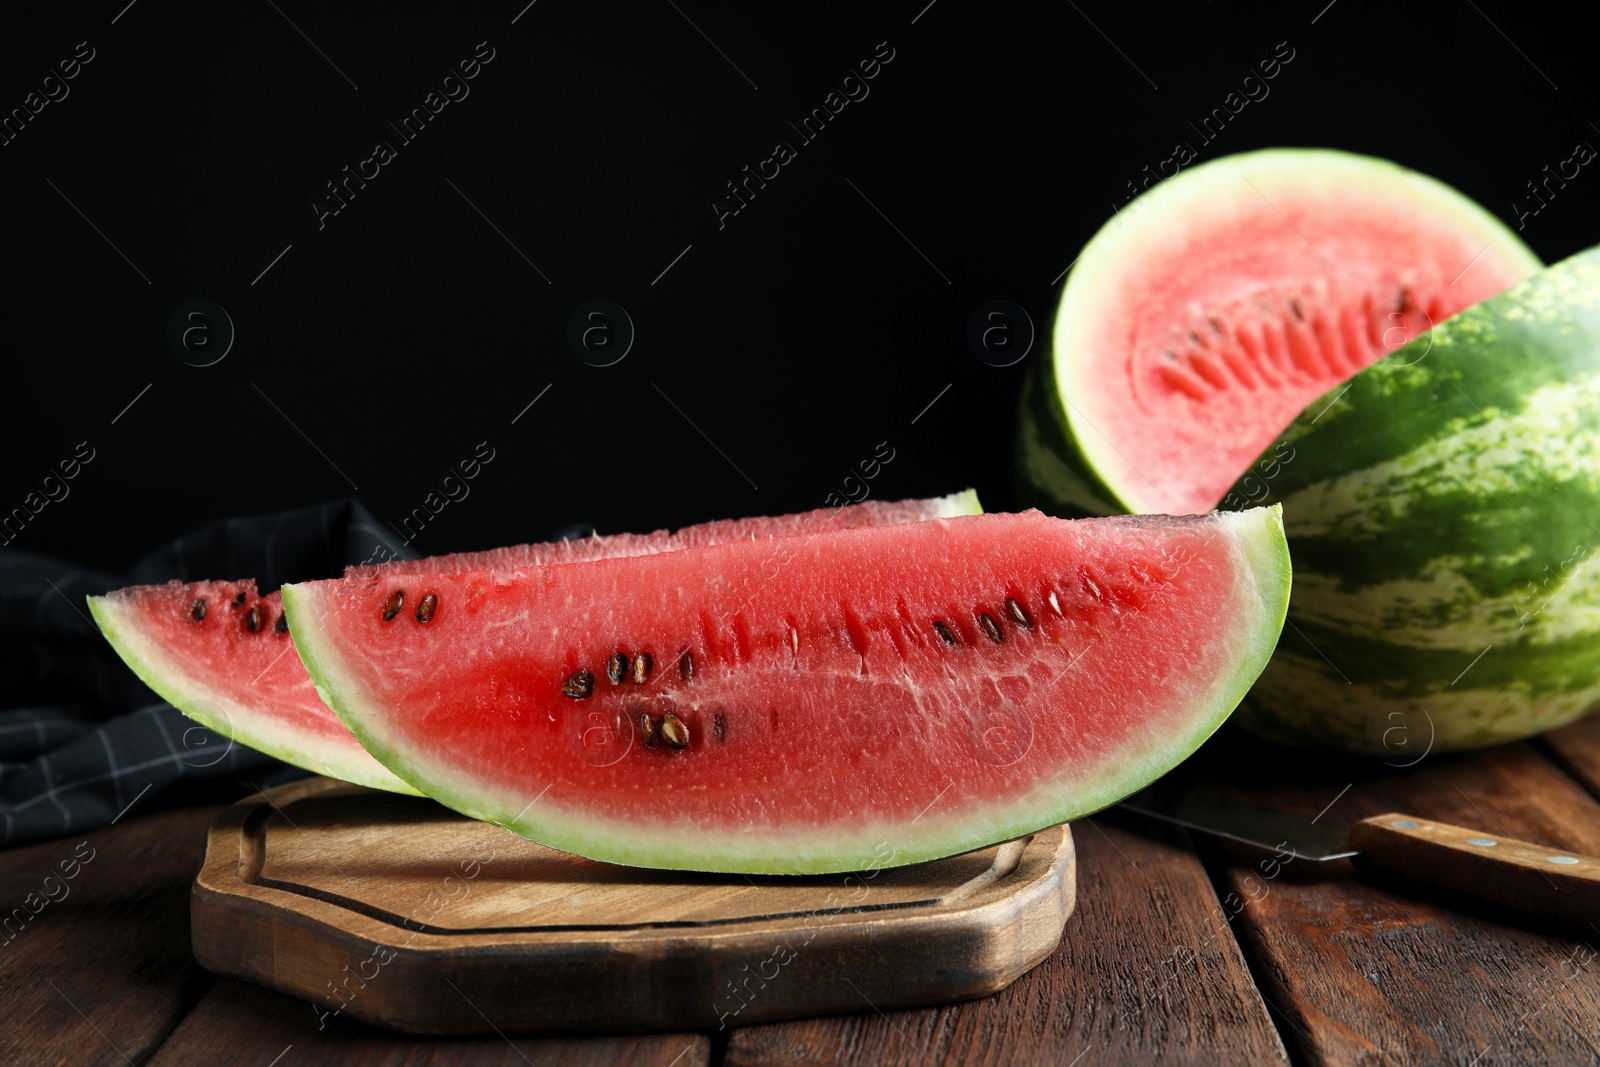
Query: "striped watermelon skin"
1225 247 1600 751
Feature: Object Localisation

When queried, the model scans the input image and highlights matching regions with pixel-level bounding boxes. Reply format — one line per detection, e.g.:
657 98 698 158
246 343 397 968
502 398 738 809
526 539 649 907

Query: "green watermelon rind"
283 506 1291 875
1022 147 1544 517
85 593 421 794
1229 246 1600 751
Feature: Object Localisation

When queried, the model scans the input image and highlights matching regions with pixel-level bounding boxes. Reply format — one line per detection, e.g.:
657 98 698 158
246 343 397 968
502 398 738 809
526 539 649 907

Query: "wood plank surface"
0 805 221 1067
1199 733 1600 1067
9 730 1599 1067
725 816 1289 1067
145 978 711 1067
1546 710 1600 799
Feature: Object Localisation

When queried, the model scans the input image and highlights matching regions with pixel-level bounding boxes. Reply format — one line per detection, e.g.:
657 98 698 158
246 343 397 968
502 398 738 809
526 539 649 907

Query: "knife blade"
1118 780 1356 860
1116 781 1600 927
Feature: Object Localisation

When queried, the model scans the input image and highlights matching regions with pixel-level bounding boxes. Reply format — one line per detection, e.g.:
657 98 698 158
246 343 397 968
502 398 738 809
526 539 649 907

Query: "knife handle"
1348 812 1600 926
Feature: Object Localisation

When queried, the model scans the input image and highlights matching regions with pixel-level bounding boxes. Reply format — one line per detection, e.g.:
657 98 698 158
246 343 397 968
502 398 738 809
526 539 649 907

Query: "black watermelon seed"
415 594 438 623
933 620 957 645
660 712 689 749
1006 597 1032 629
679 650 694 680
562 669 595 699
978 613 1003 643
639 712 659 747
713 712 727 743
632 652 653 684
607 653 628 686
274 611 289 634
189 598 207 622
232 592 247 607
382 591 404 622
244 606 262 633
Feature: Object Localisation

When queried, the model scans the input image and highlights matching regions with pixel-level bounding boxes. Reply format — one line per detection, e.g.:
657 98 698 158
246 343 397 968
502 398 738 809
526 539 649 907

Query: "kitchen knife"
1118 781 1600 926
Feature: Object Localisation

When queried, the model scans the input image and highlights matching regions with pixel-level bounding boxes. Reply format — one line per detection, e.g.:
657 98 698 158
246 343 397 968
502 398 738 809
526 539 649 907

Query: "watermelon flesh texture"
88 491 981 794
284 507 1291 874
356 493 984 578
1050 149 1541 516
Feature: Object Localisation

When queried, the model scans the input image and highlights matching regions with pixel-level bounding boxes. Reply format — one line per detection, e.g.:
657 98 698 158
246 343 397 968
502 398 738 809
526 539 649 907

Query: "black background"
4 0 1599 573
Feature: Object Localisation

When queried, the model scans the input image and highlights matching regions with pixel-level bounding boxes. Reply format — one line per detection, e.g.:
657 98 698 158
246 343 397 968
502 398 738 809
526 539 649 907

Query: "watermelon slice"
1018 148 1542 517
283 506 1291 874
87 491 981 794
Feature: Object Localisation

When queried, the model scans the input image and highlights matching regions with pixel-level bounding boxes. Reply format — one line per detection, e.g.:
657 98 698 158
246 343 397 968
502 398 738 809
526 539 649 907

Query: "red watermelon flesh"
284 507 1291 874
88 492 980 793
1056 150 1541 514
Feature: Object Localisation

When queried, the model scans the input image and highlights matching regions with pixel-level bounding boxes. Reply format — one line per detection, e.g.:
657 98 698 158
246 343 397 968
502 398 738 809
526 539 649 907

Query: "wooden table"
5 715 1599 1067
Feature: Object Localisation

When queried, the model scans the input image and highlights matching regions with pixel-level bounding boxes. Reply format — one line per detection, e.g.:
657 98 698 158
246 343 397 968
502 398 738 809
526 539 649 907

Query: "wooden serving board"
192 776 1076 1035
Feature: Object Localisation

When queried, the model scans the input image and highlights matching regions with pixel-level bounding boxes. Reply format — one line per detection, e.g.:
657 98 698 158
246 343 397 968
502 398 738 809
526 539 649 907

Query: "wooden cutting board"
192 776 1077 1035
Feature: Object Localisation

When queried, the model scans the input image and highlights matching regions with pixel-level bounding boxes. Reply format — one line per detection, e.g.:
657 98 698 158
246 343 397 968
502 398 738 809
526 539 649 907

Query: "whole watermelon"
1227 247 1600 751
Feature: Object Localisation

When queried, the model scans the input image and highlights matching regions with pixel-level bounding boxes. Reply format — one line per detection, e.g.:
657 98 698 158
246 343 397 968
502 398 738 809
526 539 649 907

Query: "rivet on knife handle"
1346 812 1600 926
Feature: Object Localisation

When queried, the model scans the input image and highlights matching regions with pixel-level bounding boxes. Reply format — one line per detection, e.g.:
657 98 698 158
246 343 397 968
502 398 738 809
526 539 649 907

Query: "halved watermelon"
1018 148 1541 517
283 507 1291 874
88 491 981 793
1018 149 1600 751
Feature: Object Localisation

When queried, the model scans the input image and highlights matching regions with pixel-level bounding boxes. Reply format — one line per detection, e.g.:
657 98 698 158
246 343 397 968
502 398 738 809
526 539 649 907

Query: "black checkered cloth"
0 500 418 845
